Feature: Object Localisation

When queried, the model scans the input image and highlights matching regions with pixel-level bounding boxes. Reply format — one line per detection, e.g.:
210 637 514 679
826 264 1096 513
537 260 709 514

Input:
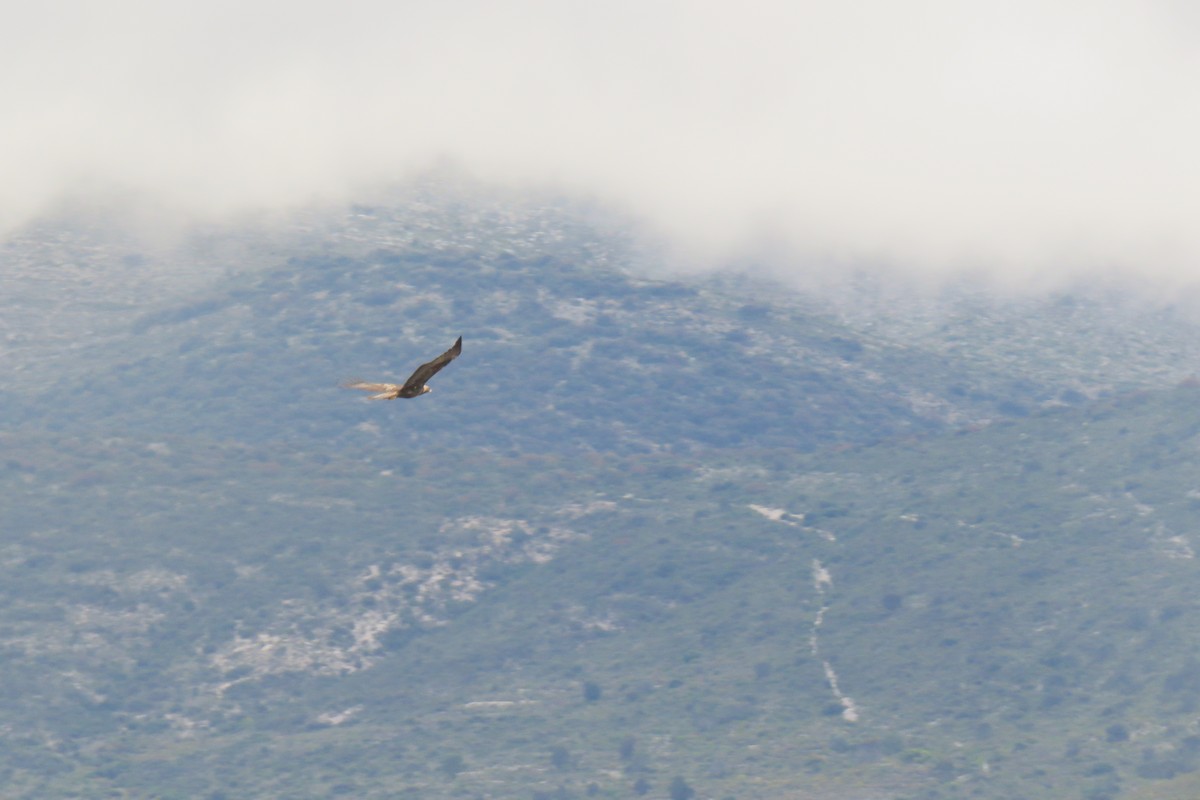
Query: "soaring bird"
343 336 462 400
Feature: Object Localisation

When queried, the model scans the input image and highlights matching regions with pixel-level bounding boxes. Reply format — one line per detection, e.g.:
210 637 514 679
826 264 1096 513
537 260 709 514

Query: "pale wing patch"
343 382 398 392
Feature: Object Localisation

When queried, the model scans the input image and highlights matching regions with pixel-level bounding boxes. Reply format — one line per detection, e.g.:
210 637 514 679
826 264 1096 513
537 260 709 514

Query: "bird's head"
422 385 432 394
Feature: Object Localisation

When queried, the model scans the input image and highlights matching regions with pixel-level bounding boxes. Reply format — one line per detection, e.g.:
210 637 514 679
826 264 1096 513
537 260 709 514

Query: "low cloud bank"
4 1 1198 286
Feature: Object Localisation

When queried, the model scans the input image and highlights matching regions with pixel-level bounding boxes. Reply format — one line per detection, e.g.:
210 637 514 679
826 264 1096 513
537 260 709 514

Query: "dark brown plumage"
343 336 462 400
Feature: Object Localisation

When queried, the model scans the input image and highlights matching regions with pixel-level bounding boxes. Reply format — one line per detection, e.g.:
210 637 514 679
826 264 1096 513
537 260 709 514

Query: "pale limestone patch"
749 504 800 525
212 630 362 684
749 504 837 541
163 712 209 737
812 560 833 591
823 661 861 723
556 499 618 518
209 516 585 683
463 700 537 710
564 603 623 633
809 558 858 722
546 296 598 325
1152 525 1195 560
316 706 363 726
1165 536 1197 559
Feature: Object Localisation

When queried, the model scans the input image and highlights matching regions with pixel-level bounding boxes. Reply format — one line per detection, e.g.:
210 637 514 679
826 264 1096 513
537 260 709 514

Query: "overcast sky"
4 0 1199 284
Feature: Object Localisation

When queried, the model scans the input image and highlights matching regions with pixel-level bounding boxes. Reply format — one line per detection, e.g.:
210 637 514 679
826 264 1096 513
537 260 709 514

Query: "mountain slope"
5 387 1200 798
4 198 1200 798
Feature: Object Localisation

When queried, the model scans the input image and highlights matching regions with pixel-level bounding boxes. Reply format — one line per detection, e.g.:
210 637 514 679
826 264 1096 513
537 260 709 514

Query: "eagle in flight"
343 336 462 400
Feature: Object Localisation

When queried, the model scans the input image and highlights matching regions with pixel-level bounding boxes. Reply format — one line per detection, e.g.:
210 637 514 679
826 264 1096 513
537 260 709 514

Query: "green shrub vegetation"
4 193 1200 797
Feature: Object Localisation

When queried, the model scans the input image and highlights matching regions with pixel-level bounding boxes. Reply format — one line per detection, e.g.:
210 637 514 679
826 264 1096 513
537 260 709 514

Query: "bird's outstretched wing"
342 381 403 399
342 381 398 393
400 336 462 395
